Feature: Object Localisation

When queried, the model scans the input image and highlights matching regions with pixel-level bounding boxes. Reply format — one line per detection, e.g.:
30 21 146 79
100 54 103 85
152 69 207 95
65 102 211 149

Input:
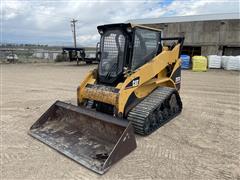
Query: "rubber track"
127 87 182 135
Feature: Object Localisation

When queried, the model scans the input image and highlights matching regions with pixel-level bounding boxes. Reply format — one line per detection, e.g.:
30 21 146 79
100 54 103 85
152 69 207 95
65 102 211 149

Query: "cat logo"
125 77 140 89
132 79 139 87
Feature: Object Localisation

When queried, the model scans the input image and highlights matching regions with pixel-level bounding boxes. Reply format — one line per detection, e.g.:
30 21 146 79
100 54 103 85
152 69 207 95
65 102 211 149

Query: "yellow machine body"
77 43 181 117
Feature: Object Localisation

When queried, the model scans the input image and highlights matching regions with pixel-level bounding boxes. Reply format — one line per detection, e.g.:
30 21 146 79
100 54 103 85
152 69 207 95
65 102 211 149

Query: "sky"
1 0 239 46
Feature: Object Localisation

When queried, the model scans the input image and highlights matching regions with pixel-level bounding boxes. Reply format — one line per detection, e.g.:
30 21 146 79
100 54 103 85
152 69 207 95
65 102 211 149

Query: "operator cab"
97 23 162 85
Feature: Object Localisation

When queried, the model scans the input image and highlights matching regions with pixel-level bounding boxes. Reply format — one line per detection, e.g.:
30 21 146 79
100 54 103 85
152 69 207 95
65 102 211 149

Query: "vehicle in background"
62 47 85 65
62 45 100 65
6 54 18 63
84 50 96 64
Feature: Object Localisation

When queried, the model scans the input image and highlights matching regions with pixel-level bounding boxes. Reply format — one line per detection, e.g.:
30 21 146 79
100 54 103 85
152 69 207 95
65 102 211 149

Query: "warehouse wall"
146 19 240 56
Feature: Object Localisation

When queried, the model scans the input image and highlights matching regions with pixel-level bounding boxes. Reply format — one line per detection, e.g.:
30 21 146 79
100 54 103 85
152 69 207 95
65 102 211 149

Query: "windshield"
131 28 160 70
99 30 126 77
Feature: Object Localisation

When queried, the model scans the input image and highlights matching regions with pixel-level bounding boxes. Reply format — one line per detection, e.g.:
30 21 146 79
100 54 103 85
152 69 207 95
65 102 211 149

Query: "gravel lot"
1 62 239 180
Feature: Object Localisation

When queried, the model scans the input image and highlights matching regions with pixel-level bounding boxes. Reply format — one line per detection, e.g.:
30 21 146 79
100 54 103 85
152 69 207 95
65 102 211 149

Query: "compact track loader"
29 23 184 174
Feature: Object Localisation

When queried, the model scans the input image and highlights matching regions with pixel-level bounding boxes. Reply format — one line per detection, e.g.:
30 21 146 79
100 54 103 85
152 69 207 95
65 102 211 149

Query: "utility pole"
71 19 77 48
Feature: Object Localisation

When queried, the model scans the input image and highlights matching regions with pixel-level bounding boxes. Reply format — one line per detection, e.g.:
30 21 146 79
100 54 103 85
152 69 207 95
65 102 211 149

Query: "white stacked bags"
208 55 221 68
207 55 240 71
224 56 240 71
221 56 228 69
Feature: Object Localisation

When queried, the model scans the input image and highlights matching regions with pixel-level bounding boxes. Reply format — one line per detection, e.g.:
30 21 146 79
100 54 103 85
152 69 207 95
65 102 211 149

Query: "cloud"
77 34 99 45
2 1 29 20
2 0 239 46
162 0 239 16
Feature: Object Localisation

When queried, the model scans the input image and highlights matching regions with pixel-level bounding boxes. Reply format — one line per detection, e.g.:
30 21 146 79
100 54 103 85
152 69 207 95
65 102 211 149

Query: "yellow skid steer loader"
29 23 184 174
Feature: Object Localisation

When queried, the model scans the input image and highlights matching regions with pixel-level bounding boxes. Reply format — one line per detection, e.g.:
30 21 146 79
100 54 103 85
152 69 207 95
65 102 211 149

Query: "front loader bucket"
29 101 136 174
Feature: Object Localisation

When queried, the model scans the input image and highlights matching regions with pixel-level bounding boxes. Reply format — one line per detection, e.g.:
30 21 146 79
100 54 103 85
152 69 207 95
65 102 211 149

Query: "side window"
131 28 160 70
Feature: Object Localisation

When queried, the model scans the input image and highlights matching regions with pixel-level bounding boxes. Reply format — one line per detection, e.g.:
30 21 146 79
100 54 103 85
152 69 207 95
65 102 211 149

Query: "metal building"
127 13 240 56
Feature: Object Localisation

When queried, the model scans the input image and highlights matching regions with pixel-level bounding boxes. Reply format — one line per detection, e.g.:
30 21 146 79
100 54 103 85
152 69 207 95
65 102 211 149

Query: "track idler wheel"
143 116 151 134
169 93 180 115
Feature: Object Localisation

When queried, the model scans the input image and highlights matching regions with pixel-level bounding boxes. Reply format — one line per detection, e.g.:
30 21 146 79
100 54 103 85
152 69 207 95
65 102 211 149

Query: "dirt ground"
1 62 239 180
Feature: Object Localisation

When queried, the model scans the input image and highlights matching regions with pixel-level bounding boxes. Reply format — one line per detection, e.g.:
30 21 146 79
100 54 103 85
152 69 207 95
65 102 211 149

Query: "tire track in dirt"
2 64 240 179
